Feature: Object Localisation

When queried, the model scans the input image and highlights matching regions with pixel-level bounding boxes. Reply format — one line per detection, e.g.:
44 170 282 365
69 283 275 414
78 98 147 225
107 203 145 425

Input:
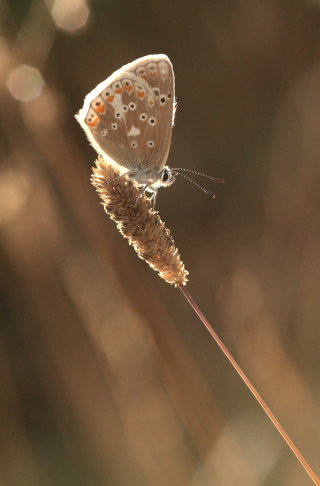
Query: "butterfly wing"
76 54 175 182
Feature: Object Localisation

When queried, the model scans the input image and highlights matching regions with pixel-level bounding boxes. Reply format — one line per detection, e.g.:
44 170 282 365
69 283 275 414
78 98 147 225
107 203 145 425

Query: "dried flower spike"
91 157 188 286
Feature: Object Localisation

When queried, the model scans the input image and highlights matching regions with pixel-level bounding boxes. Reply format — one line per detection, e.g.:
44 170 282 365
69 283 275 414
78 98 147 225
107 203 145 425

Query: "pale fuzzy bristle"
91 156 188 286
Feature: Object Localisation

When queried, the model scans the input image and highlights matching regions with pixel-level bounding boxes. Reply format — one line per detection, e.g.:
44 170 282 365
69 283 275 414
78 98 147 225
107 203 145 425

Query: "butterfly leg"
134 184 149 204
149 190 158 210
134 184 158 209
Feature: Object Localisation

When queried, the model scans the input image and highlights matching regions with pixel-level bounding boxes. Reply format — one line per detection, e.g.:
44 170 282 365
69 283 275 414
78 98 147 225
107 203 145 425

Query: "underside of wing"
76 54 175 177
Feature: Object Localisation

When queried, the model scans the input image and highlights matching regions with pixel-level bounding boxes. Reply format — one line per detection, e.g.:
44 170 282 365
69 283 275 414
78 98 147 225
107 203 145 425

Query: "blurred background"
1 0 320 484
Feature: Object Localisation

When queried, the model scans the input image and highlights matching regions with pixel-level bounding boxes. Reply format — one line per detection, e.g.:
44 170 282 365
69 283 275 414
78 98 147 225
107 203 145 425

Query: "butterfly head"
128 164 176 191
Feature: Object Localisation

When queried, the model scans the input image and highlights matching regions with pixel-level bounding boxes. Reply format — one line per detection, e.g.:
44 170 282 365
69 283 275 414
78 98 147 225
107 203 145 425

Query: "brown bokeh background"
1 1 320 485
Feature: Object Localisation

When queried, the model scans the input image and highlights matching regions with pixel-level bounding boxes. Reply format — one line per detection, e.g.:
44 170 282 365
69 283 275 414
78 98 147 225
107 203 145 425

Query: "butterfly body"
76 54 176 191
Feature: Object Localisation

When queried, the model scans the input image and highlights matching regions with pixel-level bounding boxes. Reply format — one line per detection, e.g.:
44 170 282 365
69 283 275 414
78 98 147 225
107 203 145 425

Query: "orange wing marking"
87 115 99 127
95 103 106 114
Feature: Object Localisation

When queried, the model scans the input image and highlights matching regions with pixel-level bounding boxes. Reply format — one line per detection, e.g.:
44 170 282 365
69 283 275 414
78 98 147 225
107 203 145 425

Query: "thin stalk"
179 284 320 486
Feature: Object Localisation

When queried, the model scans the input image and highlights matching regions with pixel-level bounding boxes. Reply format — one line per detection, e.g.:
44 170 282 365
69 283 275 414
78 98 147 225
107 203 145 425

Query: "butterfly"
76 54 176 196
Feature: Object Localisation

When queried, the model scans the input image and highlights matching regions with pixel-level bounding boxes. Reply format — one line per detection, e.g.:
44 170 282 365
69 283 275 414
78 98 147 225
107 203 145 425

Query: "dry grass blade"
92 157 320 486
91 156 188 286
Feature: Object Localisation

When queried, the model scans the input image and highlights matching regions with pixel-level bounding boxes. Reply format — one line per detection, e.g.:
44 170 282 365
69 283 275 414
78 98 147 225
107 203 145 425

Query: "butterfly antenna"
171 167 225 184
172 171 217 198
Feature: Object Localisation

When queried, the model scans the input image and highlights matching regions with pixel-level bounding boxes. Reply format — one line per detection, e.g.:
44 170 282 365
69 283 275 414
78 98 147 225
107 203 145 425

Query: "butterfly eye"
131 141 137 148
129 102 136 110
162 170 169 182
147 140 154 147
100 128 108 136
148 117 156 126
111 123 118 130
167 93 172 99
115 112 121 118
140 113 147 121
123 105 128 111
160 95 167 105
152 88 160 96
